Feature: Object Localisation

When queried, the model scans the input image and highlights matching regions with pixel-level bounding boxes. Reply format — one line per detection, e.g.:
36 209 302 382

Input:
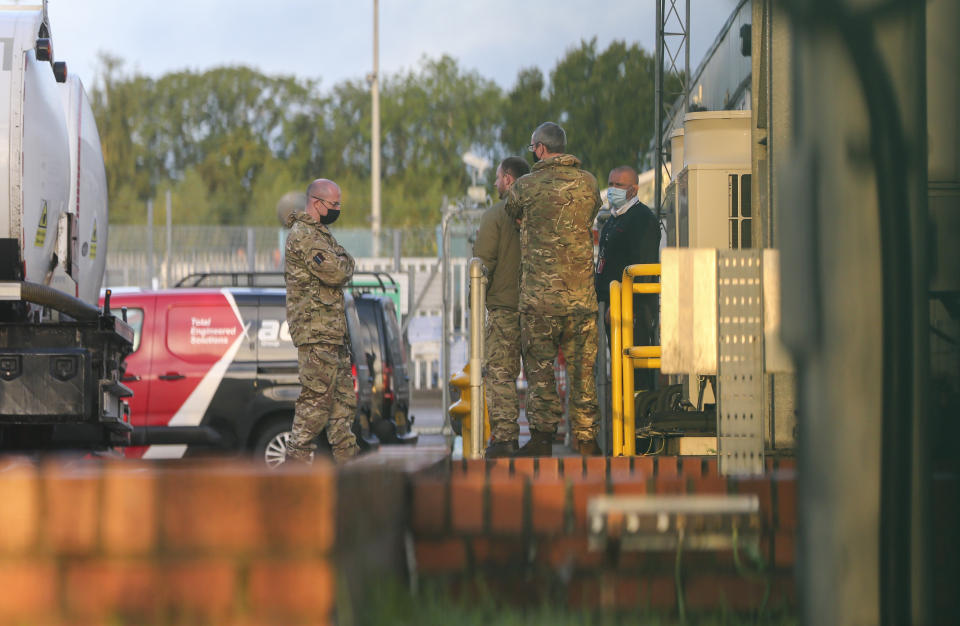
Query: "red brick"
536 458 560 480
0 561 56 620
164 559 237 617
777 478 797 530
43 461 101 554
531 479 566 534
705 457 720 477
101 463 157 555
681 457 705 478
568 574 604 609
539 536 603 569
160 464 264 553
584 456 606 481
611 473 647 496
639 575 676 609
488 458 511 478
450 474 485 533
65 560 157 616
463 459 485 478
412 477 448 534
778 457 798 472
690 476 729 495
570 477 606 531
0 460 39 553
415 538 467 572
634 456 654 477
684 574 767 611
609 456 632 477
654 477 687 494
264 467 336 554
247 559 334 618
614 575 643 609
489 477 525 534
513 458 535 479
774 530 796 568
657 456 679 478
735 478 774 527
471 537 524 566
561 457 583 479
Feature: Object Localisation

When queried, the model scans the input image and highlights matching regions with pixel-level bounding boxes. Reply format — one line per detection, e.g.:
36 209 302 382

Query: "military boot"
577 438 601 456
515 429 554 457
485 439 518 458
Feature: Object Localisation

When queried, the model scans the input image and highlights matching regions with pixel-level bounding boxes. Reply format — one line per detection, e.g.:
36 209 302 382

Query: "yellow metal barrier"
610 280 623 456
609 263 662 457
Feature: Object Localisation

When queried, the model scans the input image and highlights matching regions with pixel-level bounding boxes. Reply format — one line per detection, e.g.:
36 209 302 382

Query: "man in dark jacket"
473 156 530 457
284 178 359 463
595 165 661 391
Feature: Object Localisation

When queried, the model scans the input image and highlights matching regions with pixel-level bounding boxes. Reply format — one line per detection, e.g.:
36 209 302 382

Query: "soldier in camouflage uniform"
473 156 530 458
504 122 602 457
284 179 360 464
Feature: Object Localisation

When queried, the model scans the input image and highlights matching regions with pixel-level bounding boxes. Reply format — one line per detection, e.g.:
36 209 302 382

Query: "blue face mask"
607 187 627 208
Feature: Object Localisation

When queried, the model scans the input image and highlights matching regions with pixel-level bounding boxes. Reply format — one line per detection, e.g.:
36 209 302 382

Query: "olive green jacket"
284 212 355 346
473 199 520 311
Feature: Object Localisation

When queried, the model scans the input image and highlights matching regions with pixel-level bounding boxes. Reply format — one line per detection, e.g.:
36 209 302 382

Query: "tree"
501 67 552 156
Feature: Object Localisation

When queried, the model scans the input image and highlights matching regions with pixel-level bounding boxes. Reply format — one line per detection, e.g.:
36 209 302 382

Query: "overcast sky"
44 1 739 92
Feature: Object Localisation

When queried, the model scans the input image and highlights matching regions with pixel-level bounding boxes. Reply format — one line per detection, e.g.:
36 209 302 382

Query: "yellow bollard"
447 362 490 458
609 280 623 456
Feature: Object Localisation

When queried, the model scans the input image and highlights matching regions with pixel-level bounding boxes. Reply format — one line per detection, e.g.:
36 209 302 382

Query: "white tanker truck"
0 1 133 450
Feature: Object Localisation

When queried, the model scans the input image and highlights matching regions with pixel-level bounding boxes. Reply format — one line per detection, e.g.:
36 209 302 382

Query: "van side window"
111 308 143 352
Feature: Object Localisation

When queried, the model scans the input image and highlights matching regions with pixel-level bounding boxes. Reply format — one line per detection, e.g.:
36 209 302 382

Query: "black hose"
18 281 100 321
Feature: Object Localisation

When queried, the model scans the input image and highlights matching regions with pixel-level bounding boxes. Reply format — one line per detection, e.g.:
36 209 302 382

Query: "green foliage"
91 41 678 227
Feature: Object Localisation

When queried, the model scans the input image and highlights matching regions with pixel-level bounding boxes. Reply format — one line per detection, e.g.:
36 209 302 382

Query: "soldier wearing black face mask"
283 178 358 464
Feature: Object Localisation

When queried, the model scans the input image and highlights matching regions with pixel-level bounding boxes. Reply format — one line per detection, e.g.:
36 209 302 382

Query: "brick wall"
0 456 339 625
411 455 797 614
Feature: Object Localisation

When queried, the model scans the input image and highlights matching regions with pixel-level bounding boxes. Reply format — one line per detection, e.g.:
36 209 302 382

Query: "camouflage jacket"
472 199 520 311
504 154 601 314
284 212 355 346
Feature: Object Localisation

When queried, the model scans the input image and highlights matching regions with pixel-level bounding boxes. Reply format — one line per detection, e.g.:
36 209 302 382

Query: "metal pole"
370 0 381 257
246 227 256 274
165 189 172 288
468 257 485 458
440 209 452 438
654 0 664 223
685 0 690 115
393 229 401 271
146 199 154 289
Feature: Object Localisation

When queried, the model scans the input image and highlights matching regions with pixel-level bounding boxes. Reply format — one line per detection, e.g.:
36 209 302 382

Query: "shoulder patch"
313 253 325 265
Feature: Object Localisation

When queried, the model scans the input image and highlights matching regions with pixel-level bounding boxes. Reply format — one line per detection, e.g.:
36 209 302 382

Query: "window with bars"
728 173 752 249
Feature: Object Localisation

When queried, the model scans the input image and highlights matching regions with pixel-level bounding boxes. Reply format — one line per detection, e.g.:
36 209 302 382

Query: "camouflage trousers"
483 308 522 442
521 312 599 442
287 342 359 463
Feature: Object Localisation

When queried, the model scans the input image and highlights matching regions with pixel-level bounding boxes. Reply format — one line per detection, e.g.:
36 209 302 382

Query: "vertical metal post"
440 210 452 437
393 229 401 271
246 227 256 274
620 274 636 456
165 190 172 288
370 0 381 257
146 199 154 289
468 258 485 458
610 281 623 456
654 0 664 221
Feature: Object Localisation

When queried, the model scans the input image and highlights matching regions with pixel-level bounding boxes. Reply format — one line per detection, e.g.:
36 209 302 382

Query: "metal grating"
717 249 765 475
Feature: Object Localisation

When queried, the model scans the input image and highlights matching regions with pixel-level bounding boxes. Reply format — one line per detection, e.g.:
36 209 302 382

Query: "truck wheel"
254 419 295 469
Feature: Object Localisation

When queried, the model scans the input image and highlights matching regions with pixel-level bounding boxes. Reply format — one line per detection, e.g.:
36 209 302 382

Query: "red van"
101 287 377 463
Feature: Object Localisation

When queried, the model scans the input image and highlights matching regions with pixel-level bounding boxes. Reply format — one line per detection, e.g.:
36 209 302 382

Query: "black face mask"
532 149 540 163
320 209 340 225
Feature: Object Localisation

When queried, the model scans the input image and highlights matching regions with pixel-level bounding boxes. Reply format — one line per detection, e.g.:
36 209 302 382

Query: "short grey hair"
532 122 566 154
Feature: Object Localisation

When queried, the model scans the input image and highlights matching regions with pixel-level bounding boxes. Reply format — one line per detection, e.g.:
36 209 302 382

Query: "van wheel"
254 419 295 469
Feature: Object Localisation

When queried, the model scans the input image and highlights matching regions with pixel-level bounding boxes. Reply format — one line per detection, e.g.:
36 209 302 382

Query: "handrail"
610 263 663 457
